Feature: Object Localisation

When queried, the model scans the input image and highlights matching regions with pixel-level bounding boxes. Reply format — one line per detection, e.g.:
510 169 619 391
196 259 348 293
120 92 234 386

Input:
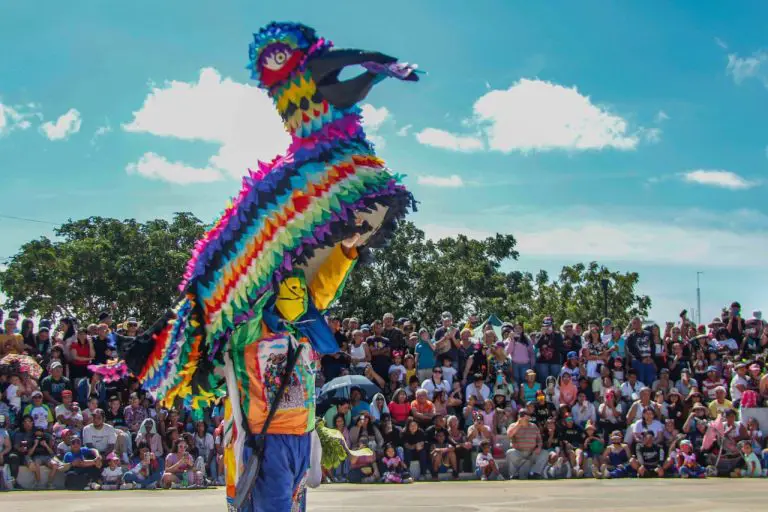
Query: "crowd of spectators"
0 309 222 491
317 305 768 483
2 302 768 492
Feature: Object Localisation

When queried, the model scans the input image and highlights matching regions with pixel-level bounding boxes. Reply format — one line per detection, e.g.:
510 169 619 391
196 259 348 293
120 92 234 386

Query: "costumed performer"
122 21 420 512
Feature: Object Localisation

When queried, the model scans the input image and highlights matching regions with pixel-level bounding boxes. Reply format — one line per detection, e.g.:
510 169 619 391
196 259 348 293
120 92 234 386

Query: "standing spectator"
414 328 436 383
0 318 24 355
367 320 391 381
68 328 94 381
535 317 562 385
505 411 545 480
506 324 535 385
92 324 114 365
40 361 71 407
382 313 406 352
626 317 656 386
35 327 52 358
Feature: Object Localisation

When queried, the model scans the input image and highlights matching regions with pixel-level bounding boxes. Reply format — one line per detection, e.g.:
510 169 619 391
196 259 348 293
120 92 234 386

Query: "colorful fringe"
123 21 415 414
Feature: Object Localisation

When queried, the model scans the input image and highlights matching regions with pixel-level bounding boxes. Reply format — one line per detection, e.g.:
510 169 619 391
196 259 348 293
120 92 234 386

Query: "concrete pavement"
2 480 766 511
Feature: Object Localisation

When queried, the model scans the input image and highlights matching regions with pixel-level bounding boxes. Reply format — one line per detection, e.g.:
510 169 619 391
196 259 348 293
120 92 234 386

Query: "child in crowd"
100 453 126 490
388 352 407 384
736 441 762 478
598 430 633 479
403 354 417 385
475 440 501 481
672 440 705 478
379 443 412 483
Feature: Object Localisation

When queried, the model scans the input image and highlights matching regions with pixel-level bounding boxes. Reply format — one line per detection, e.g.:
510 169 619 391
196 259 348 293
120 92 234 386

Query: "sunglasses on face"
433 370 442 374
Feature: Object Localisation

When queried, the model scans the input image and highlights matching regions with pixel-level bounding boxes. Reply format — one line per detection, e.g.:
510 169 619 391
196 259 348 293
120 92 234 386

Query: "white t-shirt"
441 366 458 388
388 364 407 382
465 383 491 403
194 432 215 459
730 375 748 402
101 466 123 483
421 378 450 400
475 452 494 468
632 419 664 441
55 404 83 425
83 423 117 452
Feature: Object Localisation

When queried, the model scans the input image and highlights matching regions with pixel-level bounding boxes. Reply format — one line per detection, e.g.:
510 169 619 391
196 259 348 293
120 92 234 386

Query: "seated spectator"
349 387 370 418
62 435 102 490
23 391 54 431
100 452 125 490
631 431 665 477
123 392 148 434
429 430 458 480
369 393 390 423
505 411 546 480
675 368 698 397
631 408 664 445
571 391 596 428
136 418 164 464
387 389 411 426
401 418 428 479
708 386 733 419
323 398 352 429
162 438 202 488
349 412 383 453
421 366 450 400
465 374 491 404
379 443 412 483
54 390 83 436
557 372 578 408
40 361 71 407
670 439 705 478
410 389 436 428
598 430 632 479
83 409 117 457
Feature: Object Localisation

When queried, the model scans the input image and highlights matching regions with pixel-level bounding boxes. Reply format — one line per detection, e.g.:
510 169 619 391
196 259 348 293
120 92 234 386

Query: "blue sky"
1 1 768 324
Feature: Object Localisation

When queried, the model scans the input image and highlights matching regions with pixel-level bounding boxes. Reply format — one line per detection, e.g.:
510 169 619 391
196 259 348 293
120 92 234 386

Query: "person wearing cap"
434 312 460 372
23 391 55 431
701 366 726 401
101 451 125 489
726 301 745 344
535 316 563 386
730 363 749 406
62 434 102 490
382 313 406 352
124 317 140 337
672 439 705 478
54 390 84 435
626 317 656 387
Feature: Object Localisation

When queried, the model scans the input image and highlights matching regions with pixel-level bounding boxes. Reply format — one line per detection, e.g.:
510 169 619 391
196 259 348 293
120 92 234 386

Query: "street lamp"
600 278 609 318
696 272 703 326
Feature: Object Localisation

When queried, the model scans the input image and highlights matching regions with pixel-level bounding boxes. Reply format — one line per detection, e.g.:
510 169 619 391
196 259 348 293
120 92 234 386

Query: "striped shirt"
509 424 541 452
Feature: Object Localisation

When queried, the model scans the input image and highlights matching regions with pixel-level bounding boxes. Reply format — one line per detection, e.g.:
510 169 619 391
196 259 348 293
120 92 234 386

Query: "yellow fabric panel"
308 244 358 312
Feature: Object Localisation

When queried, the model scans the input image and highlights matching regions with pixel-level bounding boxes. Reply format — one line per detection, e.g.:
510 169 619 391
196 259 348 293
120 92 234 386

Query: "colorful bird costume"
122 21 419 511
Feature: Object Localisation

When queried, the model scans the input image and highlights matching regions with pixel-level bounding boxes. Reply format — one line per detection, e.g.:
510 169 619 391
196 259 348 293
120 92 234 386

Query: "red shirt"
71 341 91 366
388 401 411 423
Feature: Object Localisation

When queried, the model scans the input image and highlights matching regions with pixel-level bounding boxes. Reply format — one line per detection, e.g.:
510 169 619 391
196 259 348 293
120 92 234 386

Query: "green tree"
338 221 519 326
503 263 651 331
0 212 205 323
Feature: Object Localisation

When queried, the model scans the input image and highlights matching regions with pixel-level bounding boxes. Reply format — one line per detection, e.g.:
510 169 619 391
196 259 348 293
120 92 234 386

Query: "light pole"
696 272 703 326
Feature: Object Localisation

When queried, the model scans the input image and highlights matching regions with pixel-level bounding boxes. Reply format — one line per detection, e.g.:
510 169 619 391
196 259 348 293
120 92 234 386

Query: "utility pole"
696 272 703 326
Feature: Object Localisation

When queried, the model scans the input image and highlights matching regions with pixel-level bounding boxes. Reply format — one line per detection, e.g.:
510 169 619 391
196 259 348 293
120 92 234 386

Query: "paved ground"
2 480 766 511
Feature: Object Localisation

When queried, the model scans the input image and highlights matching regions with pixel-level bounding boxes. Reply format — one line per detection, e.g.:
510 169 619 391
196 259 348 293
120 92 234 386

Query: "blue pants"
535 363 561 385
631 360 657 387
239 433 310 512
512 363 531 385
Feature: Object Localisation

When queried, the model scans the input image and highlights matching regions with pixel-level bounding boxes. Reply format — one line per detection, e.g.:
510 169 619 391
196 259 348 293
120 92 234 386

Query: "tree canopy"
0 212 205 323
1 216 650 329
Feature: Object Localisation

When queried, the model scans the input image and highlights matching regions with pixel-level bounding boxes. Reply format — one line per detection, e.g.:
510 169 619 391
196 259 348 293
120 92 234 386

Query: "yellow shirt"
708 398 733 419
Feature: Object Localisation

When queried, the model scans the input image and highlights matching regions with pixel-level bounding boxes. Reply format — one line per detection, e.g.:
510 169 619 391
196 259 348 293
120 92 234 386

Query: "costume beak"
308 49 397 110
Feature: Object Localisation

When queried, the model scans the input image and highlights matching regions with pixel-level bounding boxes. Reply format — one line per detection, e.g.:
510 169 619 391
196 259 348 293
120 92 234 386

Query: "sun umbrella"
0 353 43 379
319 375 381 402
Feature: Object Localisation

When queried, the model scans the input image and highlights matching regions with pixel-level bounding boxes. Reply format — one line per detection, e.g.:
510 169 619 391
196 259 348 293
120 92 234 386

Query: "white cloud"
420 208 768 267
397 124 412 137
726 51 768 87
416 174 464 187
474 79 640 152
415 127 484 152
90 122 112 145
39 108 82 140
0 102 37 137
416 79 645 154
123 67 289 180
715 37 728 50
360 104 390 149
655 110 670 123
682 169 756 190
126 152 223 184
